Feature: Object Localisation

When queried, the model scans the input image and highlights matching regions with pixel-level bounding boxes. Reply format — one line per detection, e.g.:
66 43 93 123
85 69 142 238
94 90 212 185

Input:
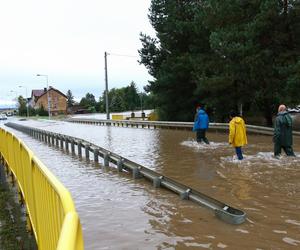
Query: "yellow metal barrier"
0 127 84 250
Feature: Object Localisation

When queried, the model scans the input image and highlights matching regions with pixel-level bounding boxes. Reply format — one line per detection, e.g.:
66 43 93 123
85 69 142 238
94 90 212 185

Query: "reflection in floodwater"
2 119 300 249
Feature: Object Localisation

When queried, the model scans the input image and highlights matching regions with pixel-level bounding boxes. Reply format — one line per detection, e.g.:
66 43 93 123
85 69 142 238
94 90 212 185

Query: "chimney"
44 88 47 92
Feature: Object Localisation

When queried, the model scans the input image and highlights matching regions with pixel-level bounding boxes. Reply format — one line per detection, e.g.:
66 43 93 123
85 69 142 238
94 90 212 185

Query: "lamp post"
10 90 18 114
18 85 29 117
104 51 110 120
36 74 51 119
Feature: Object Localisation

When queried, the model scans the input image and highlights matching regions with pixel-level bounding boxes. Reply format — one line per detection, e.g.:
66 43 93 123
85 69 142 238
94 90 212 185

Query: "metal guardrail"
6 122 246 225
66 118 300 136
0 127 84 250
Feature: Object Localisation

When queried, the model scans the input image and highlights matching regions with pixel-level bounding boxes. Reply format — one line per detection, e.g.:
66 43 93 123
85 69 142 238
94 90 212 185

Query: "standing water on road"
2 119 300 249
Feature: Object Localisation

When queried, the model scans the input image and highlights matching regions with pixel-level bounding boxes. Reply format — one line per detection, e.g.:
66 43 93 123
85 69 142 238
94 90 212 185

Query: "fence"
0 127 84 250
66 118 300 136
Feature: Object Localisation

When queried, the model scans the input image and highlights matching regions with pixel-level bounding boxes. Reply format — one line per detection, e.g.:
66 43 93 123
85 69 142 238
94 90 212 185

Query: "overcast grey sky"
0 0 155 107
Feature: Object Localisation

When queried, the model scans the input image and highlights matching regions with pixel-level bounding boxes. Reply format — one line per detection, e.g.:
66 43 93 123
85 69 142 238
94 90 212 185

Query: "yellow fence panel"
0 127 84 250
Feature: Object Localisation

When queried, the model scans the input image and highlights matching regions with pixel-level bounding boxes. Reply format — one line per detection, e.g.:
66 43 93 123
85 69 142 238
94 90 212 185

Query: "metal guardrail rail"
66 118 300 136
6 122 246 225
0 126 84 250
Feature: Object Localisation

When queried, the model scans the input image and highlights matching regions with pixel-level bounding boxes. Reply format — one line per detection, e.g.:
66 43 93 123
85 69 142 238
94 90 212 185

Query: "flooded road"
1 118 300 249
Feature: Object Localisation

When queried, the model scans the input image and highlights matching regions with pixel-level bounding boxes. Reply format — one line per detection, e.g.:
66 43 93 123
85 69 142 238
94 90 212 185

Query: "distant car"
0 114 8 120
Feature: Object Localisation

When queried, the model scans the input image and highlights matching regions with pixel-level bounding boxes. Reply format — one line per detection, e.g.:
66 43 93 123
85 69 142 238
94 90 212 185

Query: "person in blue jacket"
193 105 210 144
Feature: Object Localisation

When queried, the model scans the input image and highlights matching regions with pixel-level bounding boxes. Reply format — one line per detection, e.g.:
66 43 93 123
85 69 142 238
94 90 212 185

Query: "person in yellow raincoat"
229 111 248 160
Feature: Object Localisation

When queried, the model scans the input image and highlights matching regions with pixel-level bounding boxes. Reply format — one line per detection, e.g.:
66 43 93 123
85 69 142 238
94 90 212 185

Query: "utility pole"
104 51 109 120
37 74 51 120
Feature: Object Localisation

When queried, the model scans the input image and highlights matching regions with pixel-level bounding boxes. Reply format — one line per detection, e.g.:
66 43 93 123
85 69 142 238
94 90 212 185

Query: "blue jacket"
193 109 209 131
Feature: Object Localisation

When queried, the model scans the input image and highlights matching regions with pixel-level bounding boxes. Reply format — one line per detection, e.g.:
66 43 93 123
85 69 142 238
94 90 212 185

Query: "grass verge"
0 182 37 250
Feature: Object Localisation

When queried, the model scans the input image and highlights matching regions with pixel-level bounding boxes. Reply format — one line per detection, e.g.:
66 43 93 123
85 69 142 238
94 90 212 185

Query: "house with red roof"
30 86 67 116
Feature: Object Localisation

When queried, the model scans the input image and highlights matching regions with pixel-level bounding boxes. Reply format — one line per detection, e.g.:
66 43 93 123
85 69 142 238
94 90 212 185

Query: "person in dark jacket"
273 104 295 157
193 105 209 144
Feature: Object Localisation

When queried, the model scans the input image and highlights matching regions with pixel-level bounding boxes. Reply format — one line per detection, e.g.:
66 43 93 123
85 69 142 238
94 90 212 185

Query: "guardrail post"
60 136 64 149
180 188 191 200
153 176 163 188
65 138 69 151
78 141 82 157
71 139 75 154
104 152 109 167
94 149 99 163
85 144 90 160
117 158 123 172
132 167 142 179
55 136 59 147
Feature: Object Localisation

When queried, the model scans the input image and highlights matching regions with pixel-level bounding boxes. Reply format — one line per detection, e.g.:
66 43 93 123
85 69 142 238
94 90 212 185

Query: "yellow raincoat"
229 117 247 147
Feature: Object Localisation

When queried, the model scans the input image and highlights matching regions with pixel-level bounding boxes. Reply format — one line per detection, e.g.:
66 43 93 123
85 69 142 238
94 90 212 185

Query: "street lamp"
36 74 51 119
18 85 29 117
10 90 18 100
104 51 109 120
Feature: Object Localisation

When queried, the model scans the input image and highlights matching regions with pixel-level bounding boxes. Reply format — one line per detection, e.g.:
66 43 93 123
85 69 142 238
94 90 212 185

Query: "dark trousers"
196 129 209 144
235 147 243 160
274 143 295 156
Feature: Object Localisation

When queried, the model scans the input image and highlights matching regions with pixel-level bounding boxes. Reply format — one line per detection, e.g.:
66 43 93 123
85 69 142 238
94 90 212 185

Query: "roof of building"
35 87 67 102
32 89 45 97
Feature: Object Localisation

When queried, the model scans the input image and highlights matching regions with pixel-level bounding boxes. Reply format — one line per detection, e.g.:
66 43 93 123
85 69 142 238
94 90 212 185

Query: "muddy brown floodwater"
2 119 300 249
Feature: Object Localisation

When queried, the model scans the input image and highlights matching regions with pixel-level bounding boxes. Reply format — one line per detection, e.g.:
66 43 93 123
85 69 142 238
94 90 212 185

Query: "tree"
37 105 48 116
66 90 75 107
199 0 300 125
124 82 140 111
139 0 300 125
80 93 97 109
139 0 208 121
17 95 27 116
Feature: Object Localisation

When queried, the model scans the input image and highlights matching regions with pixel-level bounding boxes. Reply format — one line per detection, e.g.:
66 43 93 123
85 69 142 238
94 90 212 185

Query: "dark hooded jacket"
273 111 293 146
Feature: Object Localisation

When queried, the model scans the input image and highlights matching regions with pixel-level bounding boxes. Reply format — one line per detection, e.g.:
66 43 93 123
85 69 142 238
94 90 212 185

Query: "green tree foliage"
102 81 150 112
17 95 27 116
37 105 49 116
124 82 140 111
139 0 203 121
80 93 97 109
139 0 300 125
66 89 75 107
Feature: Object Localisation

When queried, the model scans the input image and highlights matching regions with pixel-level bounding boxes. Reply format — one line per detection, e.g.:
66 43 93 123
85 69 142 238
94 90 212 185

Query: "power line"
108 52 138 58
